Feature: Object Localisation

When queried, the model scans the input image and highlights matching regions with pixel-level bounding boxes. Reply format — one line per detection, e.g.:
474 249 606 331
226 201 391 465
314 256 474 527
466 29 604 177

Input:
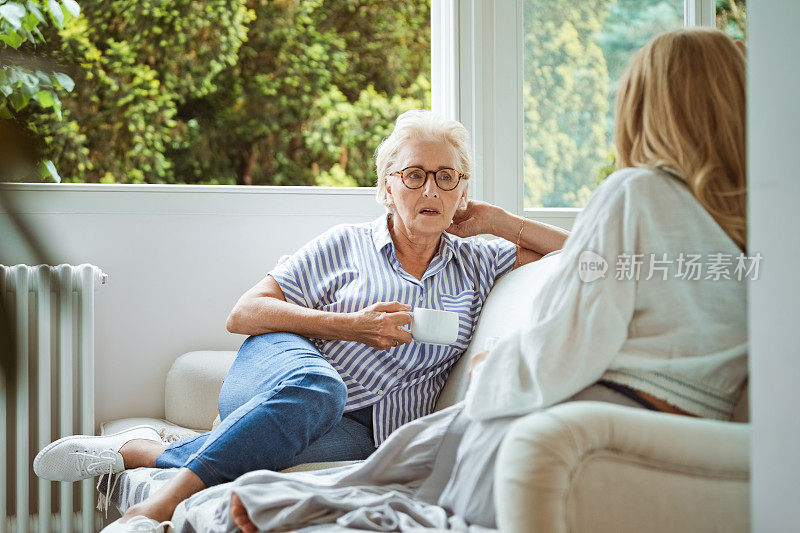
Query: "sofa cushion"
434 252 563 411
101 417 203 440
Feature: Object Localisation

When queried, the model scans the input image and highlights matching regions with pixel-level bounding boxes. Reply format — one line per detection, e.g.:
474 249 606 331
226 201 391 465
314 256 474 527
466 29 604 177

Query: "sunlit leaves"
18 0 431 186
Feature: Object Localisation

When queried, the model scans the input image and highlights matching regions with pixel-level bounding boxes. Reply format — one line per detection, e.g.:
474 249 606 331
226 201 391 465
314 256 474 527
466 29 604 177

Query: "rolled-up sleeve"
468 237 518 297
268 227 346 309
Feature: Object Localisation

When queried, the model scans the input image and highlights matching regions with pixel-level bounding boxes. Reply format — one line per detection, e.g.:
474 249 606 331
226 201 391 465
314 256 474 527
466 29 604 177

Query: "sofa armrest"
494 401 750 533
164 351 236 431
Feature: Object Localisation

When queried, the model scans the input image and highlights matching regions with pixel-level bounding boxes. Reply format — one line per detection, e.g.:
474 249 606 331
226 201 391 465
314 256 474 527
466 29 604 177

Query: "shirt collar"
370 212 394 252
370 212 456 266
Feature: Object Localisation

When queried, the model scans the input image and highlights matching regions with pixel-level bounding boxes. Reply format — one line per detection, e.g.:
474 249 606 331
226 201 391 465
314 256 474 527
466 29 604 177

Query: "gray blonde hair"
615 28 746 251
375 110 472 212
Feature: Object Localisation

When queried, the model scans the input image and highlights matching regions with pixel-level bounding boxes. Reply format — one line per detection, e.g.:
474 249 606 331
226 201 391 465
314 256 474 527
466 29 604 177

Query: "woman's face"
385 139 468 240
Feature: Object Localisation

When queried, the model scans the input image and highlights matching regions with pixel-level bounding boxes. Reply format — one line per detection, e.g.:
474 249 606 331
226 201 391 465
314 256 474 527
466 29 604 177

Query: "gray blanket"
102 384 643 531
103 403 497 532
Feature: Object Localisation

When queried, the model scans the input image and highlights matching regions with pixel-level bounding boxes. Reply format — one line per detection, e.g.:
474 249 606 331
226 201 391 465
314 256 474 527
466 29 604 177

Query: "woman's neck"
388 214 441 274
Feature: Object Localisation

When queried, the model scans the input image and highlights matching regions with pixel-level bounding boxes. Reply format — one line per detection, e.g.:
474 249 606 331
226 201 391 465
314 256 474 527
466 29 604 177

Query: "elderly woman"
33 110 568 529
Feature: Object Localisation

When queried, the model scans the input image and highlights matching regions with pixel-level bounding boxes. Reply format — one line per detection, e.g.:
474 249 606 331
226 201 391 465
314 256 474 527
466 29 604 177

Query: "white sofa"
103 255 750 532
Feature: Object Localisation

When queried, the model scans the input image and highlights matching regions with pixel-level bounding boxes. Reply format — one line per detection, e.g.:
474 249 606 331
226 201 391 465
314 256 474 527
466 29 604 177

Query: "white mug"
410 308 460 345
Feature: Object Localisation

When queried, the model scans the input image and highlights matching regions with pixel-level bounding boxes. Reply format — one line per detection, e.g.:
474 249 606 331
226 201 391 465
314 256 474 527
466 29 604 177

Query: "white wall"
0 184 576 427
749 0 800 530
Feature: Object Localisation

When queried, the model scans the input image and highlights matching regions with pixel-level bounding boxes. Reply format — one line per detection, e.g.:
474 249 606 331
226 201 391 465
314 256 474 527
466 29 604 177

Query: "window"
522 0 684 208
7 1 431 186
716 0 746 43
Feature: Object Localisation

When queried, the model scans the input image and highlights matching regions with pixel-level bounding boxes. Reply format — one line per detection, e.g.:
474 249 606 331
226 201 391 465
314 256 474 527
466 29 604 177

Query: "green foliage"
306 75 431 187
522 0 613 208
1 0 79 181
23 0 252 184
167 0 430 186
0 0 80 119
596 149 617 184
17 0 430 185
523 0 685 206
716 0 746 41
7 0 748 199
0 0 78 120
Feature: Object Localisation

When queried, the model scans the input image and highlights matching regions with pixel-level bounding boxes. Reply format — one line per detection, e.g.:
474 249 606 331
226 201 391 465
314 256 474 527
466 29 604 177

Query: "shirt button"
377 389 384 395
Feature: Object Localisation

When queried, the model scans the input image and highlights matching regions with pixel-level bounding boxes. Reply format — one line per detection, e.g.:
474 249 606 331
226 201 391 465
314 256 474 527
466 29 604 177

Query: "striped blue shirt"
268 213 517 444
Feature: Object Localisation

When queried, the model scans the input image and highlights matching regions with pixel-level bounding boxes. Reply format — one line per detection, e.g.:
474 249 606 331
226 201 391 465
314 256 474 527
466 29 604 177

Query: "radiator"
1 264 107 533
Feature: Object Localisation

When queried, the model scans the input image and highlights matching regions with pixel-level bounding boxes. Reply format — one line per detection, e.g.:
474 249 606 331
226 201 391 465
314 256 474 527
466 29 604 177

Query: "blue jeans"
154 332 376 486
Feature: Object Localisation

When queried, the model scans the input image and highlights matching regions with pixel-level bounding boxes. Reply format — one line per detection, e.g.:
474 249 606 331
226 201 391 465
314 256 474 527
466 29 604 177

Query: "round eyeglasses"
390 166 465 191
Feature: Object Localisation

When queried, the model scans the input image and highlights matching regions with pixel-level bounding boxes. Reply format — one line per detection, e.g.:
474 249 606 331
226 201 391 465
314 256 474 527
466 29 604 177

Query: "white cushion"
164 351 236 431
434 252 563 411
100 417 203 441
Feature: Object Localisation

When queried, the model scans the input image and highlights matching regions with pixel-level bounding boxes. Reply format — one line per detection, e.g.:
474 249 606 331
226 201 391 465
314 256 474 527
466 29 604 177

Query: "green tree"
23 0 252 183
168 0 431 186
716 0 746 40
523 0 688 205
522 0 613 208
15 0 431 186
1 0 80 181
16 0 431 186
305 75 431 187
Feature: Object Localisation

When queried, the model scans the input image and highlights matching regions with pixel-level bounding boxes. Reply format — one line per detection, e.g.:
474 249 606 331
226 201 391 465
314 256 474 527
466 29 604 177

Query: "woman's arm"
448 200 569 268
226 275 413 350
490 210 568 268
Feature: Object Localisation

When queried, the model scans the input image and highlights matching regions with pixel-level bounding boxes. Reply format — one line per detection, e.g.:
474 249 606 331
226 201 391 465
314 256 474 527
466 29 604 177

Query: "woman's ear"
459 187 468 210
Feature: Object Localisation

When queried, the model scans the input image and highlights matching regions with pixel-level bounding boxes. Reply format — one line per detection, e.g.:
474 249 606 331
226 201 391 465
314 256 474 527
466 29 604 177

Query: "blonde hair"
614 28 747 251
375 110 472 212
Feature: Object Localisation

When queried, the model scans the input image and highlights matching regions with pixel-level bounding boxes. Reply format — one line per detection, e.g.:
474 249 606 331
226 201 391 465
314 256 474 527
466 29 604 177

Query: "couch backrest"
434 252 564 411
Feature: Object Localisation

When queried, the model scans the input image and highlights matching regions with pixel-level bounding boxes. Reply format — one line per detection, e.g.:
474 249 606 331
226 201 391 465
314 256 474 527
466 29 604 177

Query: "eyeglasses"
390 166 465 191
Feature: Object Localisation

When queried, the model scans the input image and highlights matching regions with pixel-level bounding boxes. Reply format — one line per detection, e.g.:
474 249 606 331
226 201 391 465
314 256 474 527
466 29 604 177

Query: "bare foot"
120 499 174 525
230 492 258 533
120 468 206 525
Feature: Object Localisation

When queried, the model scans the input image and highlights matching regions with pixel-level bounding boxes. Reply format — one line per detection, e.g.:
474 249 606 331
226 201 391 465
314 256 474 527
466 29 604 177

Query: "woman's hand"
447 199 500 238
468 349 489 377
349 302 414 350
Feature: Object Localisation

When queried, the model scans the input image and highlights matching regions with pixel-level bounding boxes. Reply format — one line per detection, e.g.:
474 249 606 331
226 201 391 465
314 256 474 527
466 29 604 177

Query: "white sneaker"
33 425 161 482
100 516 173 532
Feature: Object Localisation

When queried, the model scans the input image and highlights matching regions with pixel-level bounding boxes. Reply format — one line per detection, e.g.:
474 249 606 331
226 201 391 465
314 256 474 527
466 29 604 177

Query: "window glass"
11 1 431 186
716 0 746 43
522 0 683 208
